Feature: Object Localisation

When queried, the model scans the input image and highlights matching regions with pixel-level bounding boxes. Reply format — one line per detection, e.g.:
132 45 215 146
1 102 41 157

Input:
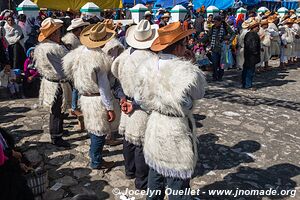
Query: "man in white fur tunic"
62 22 117 169
111 20 158 190
34 18 72 148
134 22 206 199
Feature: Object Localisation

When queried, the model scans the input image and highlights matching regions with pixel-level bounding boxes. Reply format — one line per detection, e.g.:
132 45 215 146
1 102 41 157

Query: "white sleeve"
97 72 114 111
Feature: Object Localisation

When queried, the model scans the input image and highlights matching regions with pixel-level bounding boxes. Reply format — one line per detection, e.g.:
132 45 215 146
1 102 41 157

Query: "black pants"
49 85 64 140
212 52 224 81
147 168 192 200
123 139 148 190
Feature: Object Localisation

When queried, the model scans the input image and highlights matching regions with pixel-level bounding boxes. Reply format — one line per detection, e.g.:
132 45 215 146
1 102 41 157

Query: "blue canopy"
154 0 188 8
261 0 299 10
193 0 235 10
242 0 260 6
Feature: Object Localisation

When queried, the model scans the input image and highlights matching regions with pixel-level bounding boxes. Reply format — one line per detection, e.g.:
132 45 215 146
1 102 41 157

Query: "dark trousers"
242 67 255 88
49 85 63 140
147 168 192 200
123 139 148 190
211 52 224 81
89 133 106 168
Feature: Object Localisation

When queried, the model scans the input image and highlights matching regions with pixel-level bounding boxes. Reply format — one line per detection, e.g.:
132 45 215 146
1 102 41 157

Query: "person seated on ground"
0 64 20 98
0 127 34 200
23 47 40 98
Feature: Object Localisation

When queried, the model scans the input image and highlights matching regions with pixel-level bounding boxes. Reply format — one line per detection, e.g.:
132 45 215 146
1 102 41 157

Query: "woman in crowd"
24 16 40 51
4 15 26 69
23 47 40 98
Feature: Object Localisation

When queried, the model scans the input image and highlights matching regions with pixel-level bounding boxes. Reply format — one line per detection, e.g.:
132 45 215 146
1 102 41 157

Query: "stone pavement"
0 61 299 200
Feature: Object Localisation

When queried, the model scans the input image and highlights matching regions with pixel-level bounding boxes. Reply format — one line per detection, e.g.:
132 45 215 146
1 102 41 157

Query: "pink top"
0 143 7 166
24 58 39 78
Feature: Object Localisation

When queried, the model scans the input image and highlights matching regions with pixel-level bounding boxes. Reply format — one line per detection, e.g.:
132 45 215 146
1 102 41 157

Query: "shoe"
126 174 135 179
52 138 71 148
105 139 122 146
92 160 115 170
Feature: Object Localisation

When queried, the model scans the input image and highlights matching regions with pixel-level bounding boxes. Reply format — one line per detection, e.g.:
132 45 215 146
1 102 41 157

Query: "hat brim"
125 25 158 49
67 22 90 31
80 25 116 49
151 29 195 52
38 23 63 42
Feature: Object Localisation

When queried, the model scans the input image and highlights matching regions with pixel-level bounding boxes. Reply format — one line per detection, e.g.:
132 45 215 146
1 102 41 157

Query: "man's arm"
97 72 114 111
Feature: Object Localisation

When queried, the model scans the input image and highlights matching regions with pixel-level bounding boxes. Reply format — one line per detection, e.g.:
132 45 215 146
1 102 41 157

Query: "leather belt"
81 93 100 97
45 77 68 83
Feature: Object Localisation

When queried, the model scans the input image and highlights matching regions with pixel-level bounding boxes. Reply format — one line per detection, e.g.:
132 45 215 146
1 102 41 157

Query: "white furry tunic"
102 37 125 133
61 32 81 50
112 49 156 145
134 55 206 179
63 45 115 136
34 41 71 112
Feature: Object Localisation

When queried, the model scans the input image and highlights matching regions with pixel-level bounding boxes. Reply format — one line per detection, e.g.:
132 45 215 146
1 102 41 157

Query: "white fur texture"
61 32 81 50
102 37 125 60
134 57 206 179
111 49 155 145
80 96 111 136
34 42 71 111
63 45 118 135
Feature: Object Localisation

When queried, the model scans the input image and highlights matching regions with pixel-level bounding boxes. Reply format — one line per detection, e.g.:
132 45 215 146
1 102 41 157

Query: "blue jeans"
211 52 224 81
242 67 255 88
71 88 79 111
147 168 192 200
89 133 106 169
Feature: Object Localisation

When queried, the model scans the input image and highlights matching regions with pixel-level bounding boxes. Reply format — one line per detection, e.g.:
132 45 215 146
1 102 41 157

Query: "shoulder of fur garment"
134 56 206 116
63 45 112 94
112 48 157 98
34 41 67 80
61 32 81 50
102 37 125 59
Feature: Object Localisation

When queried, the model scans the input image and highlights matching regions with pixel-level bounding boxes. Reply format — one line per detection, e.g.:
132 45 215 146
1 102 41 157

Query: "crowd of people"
0 4 300 200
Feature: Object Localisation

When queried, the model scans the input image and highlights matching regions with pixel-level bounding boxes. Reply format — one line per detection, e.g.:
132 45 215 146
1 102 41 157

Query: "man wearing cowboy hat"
144 11 154 25
61 18 90 132
257 19 271 71
34 18 72 147
280 18 294 68
111 19 158 190
62 22 116 169
242 19 261 90
133 22 206 199
62 18 90 51
292 18 300 62
268 15 281 59
236 21 250 70
102 19 125 147
159 12 170 28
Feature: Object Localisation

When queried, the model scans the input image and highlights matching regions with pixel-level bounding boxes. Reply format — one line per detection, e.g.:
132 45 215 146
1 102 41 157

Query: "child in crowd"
193 41 211 69
0 64 20 98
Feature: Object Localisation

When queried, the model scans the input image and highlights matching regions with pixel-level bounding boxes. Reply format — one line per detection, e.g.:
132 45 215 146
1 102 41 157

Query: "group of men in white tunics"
237 10 300 71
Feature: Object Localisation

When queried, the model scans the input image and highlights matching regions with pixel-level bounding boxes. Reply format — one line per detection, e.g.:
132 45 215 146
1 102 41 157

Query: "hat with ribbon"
38 17 63 42
151 21 195 52
125 19 158 49
80 22 115 48
67 18 90 31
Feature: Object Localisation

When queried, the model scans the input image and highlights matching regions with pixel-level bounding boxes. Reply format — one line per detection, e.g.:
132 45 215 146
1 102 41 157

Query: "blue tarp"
242 0 260 6
261 0 299 10
193 0 235 10
154 0 188 8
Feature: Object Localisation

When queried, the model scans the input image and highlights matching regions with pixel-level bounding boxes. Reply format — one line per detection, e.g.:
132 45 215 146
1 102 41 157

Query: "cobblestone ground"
0 60 299 200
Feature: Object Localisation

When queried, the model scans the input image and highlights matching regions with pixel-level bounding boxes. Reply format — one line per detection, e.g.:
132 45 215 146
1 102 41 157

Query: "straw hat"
290 14 297 19
38 18 63 42
67 18 90 31
248 20 259 29
151 21 195 52
268 15 278 23
242 21 250 29
264 11 271 18
295 18 300 24
260 19 269 26
283 18 294 25
125 19 158 49
80 22 115 48
103 19 116 30
161 12 171 19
